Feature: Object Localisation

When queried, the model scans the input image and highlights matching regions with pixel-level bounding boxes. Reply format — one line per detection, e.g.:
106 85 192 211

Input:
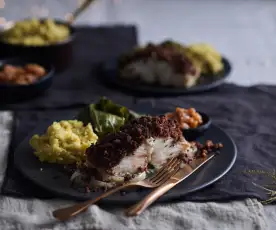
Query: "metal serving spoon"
66 0 96 24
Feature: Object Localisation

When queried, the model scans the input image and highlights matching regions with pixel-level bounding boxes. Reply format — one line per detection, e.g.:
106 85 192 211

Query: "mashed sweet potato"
29 120 98 164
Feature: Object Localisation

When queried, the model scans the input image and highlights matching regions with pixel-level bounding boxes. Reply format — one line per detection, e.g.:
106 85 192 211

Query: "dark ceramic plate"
0 57 54 103
14 118 237 204
99 57 231 96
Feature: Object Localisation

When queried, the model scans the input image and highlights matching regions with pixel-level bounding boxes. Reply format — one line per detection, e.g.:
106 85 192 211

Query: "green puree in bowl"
1 18 70 46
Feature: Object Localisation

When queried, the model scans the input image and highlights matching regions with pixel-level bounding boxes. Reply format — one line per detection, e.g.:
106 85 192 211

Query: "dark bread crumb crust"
118 43 198 75
86 115 182 169
194 140 223 158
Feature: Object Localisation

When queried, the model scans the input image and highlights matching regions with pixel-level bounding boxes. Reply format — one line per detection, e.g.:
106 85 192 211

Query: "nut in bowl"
166 107 211 141
0 63 46 85
0 57 54 103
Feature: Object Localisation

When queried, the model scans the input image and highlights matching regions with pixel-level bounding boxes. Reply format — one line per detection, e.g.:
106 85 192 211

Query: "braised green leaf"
77 97 141 138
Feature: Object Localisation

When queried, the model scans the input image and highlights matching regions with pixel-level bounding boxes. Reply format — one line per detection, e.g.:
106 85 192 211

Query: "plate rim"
13 122 237 203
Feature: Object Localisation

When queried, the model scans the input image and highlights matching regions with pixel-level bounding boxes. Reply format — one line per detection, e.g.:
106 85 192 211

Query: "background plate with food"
99 41 231 96
0 18 75 71
13 98 237 203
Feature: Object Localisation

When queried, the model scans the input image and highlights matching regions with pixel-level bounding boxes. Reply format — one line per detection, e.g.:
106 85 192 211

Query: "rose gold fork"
53 157 181 221
125 154 216 216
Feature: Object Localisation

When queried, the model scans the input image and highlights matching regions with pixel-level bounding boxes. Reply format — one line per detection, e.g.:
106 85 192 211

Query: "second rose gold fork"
53 157 181 221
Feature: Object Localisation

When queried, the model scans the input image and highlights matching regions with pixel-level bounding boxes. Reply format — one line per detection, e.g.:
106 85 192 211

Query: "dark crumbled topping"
124 174 134 182
194 140 223 158
119 43 197 75
86 116 182 169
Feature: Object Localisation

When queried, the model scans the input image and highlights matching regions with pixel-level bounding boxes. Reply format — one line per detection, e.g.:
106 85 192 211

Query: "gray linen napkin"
0 197 269 230
0 111 272 230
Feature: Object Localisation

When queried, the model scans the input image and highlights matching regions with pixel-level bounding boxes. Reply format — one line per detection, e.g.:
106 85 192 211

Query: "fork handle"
53 184 132 221
125 181 175 216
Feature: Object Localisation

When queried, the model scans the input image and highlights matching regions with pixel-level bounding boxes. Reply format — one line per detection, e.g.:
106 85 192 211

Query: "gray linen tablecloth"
0 111 274 230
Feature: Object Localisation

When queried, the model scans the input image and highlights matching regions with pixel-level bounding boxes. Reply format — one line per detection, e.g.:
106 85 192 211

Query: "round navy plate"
14 116 237 204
